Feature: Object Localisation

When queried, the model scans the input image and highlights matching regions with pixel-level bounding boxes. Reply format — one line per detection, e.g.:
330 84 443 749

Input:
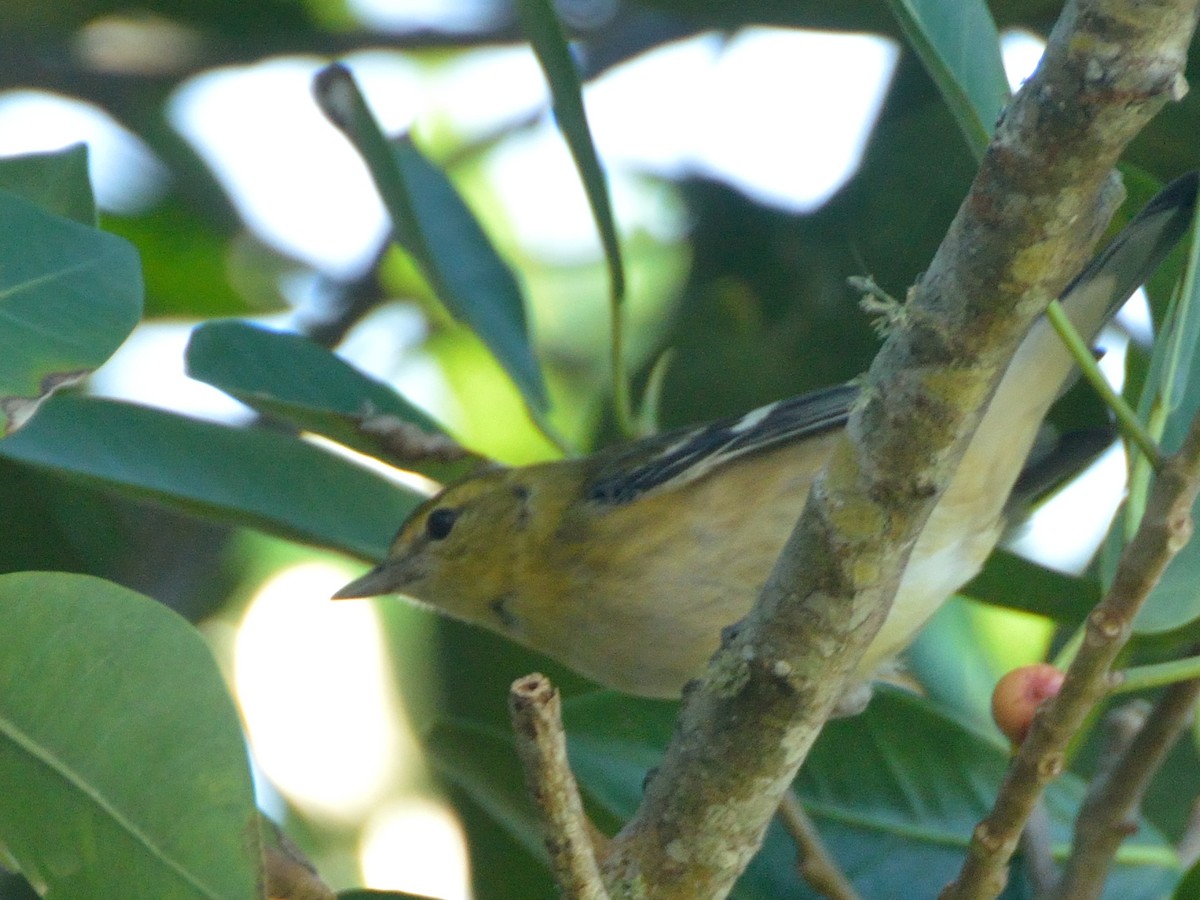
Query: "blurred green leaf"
562 688 1178 898
1130 190 1200 634
313 64 549 413
0 393 418 560
186 320 481 482
908 598 1014 727
0 571 260 898
962 549 1099 623
0 145 95 225
104 201 286 318
0 189 142 435
875 0 1007 155
424 718 546 864
1174 853 1200 898
1158 198 1200 432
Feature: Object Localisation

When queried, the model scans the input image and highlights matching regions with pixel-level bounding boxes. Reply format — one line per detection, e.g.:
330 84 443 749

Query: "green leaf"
312 64 549 413
0 571 260 898
907 598 1011 727
1131 186 1200 634
0 393 419 560
0 145 96 225
1158 199 1200 434
0 189 143 435
104 200 287 319
516 0 630 430
962 549 1099 623
882 0 1008 157
1174 855 1200 898
424 718 547 864
562 688 1178 898
185 320 481 482
516 0 623 301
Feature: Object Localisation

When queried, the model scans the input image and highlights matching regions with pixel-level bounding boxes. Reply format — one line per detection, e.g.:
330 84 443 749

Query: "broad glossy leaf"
0 393 418 560
313 64 549 412
563 688 1178 898
882 0 1008 155
0 572 259 898
0 145 95 224
186 320 480 482
0 189 142 435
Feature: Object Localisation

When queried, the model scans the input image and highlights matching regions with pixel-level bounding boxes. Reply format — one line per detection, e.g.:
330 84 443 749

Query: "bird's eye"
425 507 460 540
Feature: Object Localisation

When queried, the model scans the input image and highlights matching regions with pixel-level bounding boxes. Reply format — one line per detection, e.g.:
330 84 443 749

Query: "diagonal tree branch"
599 0 1199 896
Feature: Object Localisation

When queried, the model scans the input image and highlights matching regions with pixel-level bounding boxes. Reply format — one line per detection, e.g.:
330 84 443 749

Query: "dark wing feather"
587 384 857 504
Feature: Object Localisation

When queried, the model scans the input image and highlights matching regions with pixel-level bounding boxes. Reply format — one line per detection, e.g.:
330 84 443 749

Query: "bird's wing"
586 383 857 504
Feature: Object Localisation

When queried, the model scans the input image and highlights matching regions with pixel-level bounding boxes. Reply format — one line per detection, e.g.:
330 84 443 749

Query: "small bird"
336 174 1197 700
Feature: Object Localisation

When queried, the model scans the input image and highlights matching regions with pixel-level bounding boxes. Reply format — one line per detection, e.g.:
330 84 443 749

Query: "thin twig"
1052 682 1200 898
941 410 1200 899
776 792 861 900
508 673 610 900
262 828 336 900
1019 802 1058 896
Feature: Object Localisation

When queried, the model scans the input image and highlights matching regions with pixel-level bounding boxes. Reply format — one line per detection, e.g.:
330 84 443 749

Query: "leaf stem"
1045 299 1163 469
1113 654 1200 693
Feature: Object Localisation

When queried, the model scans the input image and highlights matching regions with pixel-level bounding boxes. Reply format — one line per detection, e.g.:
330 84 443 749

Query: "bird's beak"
332 565 395 600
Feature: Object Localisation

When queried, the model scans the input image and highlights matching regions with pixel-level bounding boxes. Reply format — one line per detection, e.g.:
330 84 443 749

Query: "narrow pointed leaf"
1129 189 1200 633
313 64 549 412
516 0 625 304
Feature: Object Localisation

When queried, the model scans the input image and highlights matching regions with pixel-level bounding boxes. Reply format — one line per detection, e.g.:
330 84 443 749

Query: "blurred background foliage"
2 0 1200 897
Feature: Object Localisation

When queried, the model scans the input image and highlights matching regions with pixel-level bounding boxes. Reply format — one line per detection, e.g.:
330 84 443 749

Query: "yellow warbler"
337 174 1196 699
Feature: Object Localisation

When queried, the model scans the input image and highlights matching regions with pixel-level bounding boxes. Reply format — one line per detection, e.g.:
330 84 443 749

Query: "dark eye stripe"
425 507 459 540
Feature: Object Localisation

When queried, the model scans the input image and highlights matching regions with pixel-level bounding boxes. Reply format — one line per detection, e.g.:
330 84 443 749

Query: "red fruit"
991 664 1065 744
